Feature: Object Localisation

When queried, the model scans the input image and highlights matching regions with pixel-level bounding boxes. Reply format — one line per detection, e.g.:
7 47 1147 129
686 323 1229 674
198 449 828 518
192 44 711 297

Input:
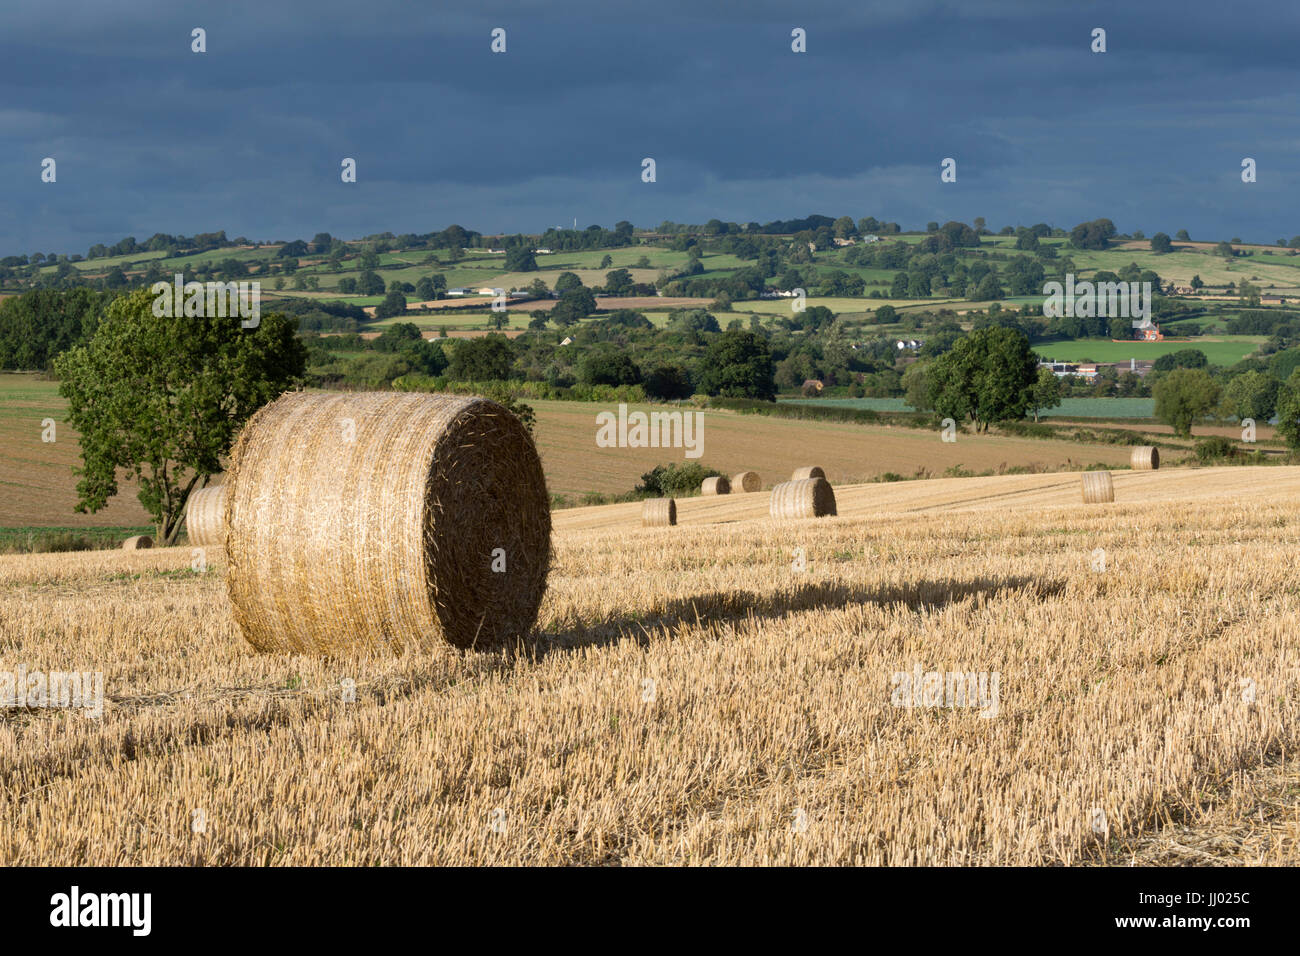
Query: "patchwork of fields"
0 375 1152 526
2 466 1297 864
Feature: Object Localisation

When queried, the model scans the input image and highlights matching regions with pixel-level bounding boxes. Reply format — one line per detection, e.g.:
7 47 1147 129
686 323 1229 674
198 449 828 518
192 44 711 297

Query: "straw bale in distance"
122 535 153 550
1081 471 1115 503
792 466 826 481
185 484 228 547
731 471 761 493
224 391 551 654
1131 446 1160 470
642 498 676 527
701 476 730 495
770 477 837 519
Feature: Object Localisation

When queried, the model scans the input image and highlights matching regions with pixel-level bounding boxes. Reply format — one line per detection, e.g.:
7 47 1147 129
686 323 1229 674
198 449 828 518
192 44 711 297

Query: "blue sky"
2 0 1298 254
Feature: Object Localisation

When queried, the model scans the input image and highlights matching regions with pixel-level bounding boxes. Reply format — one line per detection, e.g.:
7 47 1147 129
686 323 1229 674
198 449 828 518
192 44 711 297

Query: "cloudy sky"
2 0 1298 254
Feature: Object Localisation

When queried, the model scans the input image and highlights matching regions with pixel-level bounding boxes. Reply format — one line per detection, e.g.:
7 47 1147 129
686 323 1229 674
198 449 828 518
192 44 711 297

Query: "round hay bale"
185 484 228 547
224 391 551 654
1081 471 1115 504
770 477 837 519
791 465 826 481
701 475 731 495
122 535 153 550
642 498 676 527
731 471 761 493
1130 446 1159 470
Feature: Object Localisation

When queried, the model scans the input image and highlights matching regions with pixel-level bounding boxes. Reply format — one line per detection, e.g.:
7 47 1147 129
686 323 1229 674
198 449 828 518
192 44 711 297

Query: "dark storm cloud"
1 0 1298 252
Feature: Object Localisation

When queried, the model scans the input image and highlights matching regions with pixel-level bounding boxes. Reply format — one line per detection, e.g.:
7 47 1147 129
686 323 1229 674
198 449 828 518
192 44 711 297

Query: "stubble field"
2 467 1298 865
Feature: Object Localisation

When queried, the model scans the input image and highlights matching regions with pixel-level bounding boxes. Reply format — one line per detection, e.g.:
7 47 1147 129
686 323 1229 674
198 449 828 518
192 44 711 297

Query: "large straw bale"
792 466 826 481
731 471 761 493
701 476 730 495
1081 471 1115 503
642 498 676 527
770 477 837 519
122 535 153 550
185 484 227 547
224 391 551 654
1131 446 1159 470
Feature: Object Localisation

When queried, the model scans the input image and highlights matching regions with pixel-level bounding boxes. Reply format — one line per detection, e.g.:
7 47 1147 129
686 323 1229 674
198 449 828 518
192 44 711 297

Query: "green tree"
901 361 930 411
1149 232 1172 254
505 247 537 272
1153 367 1222 437
373 322 421 350
1275 369 1300 450
696 329 776 400
374 290 407 319
1223 370 1279 421
1029 366 1063 422
53 288 305 544
356 270 385 296
447 333 516 381
579 348 641 386
554 271 583 293
643 364 693 400
551 286 597 327
604 268 634 294
926 326 1038 431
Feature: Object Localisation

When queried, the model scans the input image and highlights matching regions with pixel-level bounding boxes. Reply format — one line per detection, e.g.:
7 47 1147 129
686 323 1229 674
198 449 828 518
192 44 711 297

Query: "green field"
1033 336 1264 366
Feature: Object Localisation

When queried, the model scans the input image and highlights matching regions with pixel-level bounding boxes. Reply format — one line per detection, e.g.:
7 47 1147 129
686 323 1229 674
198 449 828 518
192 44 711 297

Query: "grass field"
3 466 1298 864
1033 337 1264 366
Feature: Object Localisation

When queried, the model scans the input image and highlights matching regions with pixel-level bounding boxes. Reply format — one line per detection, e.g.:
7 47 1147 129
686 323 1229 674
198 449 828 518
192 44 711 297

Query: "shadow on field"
533 575 1064 655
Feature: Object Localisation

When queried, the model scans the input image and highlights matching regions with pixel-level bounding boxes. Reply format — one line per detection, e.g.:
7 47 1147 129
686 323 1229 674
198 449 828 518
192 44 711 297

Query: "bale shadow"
530 575 1065 657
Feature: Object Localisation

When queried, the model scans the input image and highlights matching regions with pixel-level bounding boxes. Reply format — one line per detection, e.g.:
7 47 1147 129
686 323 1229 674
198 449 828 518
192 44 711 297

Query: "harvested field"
1 466 1298 864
